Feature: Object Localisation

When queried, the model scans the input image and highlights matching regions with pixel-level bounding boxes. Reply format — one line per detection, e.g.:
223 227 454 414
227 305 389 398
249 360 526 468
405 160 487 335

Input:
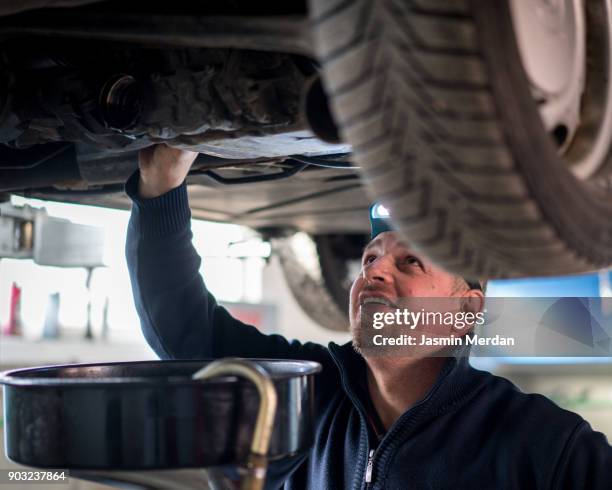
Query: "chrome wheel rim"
510 0 612 179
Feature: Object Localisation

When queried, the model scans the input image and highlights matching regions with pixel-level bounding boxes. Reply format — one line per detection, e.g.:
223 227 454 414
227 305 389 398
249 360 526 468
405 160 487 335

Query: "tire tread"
309 0 608 276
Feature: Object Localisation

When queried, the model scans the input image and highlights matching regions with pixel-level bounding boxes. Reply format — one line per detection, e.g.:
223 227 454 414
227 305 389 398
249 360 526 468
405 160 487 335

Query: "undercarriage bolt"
98 74 143 131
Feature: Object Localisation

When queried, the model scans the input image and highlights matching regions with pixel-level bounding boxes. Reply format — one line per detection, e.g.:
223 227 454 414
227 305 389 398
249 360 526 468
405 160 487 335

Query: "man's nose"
364 255 393 283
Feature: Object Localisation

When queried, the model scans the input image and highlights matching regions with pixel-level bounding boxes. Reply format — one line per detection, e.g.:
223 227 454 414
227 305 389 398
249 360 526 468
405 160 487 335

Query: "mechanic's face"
349 231 462 336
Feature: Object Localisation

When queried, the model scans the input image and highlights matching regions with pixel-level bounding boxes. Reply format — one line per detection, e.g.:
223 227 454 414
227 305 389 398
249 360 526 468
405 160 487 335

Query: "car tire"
275 233 366 331
309 0 612 278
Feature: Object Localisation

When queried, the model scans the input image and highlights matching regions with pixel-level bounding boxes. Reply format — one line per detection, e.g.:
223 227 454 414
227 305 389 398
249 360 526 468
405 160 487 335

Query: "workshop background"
0 197 611 489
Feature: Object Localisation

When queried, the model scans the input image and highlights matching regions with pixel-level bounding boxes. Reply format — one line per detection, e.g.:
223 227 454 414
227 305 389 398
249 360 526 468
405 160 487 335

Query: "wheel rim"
510 0 612 179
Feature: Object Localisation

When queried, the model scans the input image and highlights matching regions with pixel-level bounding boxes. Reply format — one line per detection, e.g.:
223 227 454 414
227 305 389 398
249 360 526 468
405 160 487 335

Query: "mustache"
361 284 394 296
359 285 399 308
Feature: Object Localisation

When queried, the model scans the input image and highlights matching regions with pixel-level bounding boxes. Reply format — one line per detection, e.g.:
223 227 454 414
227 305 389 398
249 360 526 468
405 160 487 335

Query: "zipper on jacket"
364 449 375 484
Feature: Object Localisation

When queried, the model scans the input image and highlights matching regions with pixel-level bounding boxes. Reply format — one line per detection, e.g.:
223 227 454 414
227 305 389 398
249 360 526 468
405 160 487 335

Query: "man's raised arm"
124 145 330 363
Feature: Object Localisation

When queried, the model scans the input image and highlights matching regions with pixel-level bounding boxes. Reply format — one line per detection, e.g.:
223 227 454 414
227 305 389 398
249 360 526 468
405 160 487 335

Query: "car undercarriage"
5 0 612 306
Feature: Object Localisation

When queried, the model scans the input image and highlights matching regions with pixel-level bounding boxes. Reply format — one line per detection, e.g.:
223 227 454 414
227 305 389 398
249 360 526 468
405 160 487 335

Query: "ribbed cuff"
125 169 191 239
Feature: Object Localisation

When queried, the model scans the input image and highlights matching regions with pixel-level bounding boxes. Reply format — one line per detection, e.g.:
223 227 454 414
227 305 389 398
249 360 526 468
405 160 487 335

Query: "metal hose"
192 359 278 490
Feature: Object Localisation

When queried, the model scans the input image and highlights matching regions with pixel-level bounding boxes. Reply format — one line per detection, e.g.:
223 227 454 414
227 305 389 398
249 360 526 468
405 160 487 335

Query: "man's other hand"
138 144 198 199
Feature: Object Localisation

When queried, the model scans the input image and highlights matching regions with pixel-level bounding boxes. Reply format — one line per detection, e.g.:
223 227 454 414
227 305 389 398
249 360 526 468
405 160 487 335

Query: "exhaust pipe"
302 75 341 144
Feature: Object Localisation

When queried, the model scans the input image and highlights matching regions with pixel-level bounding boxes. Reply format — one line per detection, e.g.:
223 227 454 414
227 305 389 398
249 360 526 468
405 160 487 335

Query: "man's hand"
138 144 198 199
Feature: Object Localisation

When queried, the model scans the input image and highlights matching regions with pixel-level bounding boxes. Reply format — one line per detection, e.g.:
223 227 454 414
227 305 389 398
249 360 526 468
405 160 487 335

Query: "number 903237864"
1 470 68 484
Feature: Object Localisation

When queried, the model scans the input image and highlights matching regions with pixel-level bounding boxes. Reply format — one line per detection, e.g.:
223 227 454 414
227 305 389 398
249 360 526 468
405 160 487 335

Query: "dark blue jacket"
125 171 612 489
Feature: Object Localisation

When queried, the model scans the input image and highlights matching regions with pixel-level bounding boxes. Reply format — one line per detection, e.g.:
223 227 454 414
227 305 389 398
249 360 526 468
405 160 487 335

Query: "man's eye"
401 256 422 267
364 255 376 264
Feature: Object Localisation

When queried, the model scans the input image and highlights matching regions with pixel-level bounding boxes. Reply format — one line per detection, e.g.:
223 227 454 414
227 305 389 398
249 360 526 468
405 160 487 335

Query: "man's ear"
451 290 485 335
461 289 485 314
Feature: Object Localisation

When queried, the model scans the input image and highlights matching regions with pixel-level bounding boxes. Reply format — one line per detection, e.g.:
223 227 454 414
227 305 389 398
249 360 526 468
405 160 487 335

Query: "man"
126 144 612 489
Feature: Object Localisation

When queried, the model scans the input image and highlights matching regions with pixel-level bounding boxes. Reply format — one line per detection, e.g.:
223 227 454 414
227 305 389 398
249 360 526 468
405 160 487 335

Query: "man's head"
349 227 485 355
350 231 484 323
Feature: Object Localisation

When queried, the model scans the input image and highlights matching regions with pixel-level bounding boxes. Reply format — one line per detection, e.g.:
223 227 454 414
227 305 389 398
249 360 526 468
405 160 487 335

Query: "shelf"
0 335 156 369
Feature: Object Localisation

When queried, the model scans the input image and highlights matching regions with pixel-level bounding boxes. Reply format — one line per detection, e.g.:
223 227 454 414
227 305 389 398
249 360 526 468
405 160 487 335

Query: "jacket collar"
327 341 485 421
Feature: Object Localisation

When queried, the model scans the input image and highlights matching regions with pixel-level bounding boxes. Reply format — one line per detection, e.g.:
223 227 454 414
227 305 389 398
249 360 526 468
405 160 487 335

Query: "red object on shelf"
3 282 23 336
